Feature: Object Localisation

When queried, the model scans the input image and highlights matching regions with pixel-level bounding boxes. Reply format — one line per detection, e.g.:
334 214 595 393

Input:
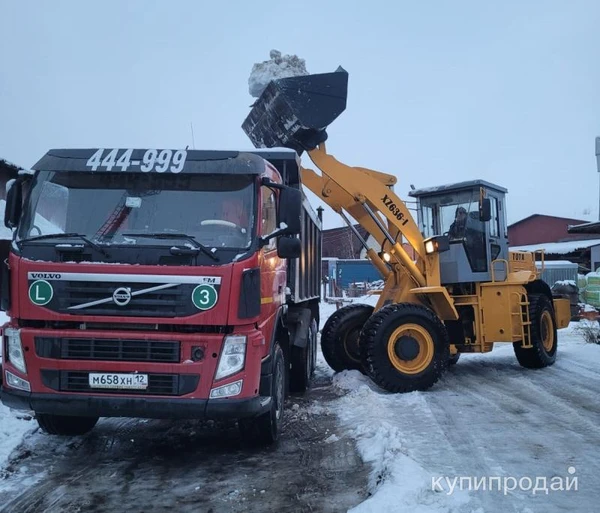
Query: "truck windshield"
17 172 255 250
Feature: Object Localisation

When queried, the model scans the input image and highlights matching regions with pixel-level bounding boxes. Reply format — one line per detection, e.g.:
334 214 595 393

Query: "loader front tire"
513 294 557 368
360 303 449 393
320 304 374 372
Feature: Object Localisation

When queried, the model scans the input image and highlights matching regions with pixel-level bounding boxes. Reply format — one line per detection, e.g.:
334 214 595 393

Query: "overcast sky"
1 0 599 230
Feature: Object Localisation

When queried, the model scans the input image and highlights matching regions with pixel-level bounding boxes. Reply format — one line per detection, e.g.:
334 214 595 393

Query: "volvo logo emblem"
112 287 132 306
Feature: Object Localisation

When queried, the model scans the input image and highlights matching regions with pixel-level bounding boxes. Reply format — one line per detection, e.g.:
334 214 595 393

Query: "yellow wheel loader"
242 68 571 393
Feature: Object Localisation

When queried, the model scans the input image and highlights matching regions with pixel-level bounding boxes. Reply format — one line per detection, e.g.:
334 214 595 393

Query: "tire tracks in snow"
0 385 368 513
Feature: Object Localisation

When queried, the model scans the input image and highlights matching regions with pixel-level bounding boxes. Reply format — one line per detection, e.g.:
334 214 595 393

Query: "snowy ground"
319 297 600 513
1 301 599 512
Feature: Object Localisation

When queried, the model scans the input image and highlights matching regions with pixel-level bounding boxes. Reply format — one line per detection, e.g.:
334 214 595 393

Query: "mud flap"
287 307 312 348
242 69 348 154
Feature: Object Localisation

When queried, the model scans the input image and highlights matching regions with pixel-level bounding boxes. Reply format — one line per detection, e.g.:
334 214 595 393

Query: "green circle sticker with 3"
29 280 54 306
192 284 218 310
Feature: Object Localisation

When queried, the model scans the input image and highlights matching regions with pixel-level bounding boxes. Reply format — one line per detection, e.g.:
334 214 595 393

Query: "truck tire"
36 414 98 436
239 344 285 445
290 318 317 393
513 294 557 368
360 303 449 393
321 304 374 372
448 352 460 365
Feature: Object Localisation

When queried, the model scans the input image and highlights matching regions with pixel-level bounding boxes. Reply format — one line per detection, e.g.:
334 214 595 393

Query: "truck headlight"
5 328 26 374
5 370 31 392
215 335 246 380
210 379 243 399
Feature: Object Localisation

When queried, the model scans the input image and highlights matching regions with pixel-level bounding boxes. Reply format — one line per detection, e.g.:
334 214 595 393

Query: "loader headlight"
424 236 450 255
215 335 247 380
5 328 26 374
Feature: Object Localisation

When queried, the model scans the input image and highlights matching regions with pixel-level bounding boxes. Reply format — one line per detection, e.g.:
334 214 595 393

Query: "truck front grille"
57 281 195 317
35 337 180 363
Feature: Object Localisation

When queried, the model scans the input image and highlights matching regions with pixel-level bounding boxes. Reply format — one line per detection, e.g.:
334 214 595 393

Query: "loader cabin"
409 180 509 284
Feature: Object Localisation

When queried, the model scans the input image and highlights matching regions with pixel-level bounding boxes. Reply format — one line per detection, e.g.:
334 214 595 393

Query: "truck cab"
0 148 321 444
409 180 509 284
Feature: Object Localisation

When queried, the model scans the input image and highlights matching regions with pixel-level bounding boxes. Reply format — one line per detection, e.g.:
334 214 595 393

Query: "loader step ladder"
514 292 532 348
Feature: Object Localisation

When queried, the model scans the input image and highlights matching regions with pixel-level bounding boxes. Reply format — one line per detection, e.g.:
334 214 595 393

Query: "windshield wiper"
122 233 219 262
18 232 110 257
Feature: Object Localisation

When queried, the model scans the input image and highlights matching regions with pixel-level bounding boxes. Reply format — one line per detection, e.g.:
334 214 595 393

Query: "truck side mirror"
277 236 301 259
278 187 302 235
4 179 23 229
479 198 491 222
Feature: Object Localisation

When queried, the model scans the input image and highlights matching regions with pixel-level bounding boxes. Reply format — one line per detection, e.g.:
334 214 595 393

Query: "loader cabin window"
17 171 255 263
419 191 487 272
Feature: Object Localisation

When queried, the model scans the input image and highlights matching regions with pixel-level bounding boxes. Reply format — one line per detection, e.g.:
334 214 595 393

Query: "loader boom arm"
302 144 456 319
241 69 457 319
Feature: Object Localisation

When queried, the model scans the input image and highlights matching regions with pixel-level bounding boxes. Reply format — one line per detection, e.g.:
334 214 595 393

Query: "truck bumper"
0 387 271 420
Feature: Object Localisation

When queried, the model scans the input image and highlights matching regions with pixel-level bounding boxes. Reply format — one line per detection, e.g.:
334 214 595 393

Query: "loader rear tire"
513 294 557 368
36 414 98 436
320 304 374 372
360 303 449 393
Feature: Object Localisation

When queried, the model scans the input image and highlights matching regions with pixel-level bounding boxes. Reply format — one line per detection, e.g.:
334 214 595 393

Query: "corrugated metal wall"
536 263 578 286
335 259 382 288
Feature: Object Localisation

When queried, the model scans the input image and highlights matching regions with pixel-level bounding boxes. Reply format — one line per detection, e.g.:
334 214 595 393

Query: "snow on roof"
510 239 600 254
535 260 578 267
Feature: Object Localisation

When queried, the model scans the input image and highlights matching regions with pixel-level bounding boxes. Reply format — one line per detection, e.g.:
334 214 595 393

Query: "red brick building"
508 214 598 246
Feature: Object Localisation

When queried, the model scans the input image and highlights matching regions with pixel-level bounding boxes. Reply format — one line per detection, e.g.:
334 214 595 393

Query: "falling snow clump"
248 50 309 98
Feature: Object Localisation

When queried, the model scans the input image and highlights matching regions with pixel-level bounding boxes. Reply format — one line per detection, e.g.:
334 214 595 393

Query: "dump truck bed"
250 149 322 304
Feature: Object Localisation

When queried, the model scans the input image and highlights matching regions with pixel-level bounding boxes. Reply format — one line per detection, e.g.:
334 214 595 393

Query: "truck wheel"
239 344 285 445
36 414 98 436
360 303 449 393
289 318 317 393
513 294 557 368
321 304 374 372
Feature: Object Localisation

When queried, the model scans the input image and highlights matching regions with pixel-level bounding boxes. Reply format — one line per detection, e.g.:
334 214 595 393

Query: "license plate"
88 372 148 390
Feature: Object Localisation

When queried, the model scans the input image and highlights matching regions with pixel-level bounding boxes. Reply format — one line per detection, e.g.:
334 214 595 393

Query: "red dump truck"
0 148 321 444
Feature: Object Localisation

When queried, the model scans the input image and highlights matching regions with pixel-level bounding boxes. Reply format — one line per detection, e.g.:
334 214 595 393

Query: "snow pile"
330 371 470 513
248 50 309 98
0 407 34 470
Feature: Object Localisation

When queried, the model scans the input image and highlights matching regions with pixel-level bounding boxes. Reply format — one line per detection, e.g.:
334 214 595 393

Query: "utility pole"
596 137 600 220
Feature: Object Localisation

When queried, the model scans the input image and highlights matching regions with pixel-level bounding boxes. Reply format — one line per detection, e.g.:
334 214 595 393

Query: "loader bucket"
242 68 348 154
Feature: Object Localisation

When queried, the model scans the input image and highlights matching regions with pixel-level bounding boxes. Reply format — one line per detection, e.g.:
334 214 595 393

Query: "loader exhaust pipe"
242 68 348 154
